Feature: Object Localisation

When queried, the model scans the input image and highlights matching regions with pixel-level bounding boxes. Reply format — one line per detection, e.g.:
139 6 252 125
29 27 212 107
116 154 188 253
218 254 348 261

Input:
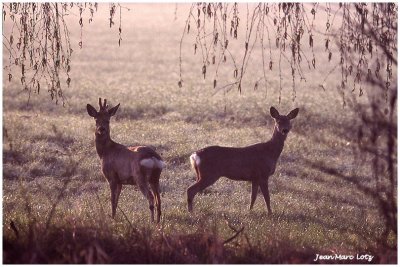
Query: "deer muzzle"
96 126 107 136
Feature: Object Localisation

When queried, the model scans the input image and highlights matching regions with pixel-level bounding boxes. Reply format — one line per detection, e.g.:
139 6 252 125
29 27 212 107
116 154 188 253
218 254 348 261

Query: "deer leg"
249 181 259 210
149 168 162 223
137 179 155 222
187 176 218 212
110 181 122 219
150 181 161 223
153 168 162 223
259 180 272 215
194 165 201 182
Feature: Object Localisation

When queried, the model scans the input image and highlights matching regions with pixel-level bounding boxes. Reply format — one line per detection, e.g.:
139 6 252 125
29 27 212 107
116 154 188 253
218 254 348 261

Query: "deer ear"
270 106 280 119
287 108 299 120
86 104 98 117
108 103 120 117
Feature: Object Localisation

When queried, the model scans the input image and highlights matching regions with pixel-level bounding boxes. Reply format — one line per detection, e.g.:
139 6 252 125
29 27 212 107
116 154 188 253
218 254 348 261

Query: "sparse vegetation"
2 2 126 105
2 3 397 264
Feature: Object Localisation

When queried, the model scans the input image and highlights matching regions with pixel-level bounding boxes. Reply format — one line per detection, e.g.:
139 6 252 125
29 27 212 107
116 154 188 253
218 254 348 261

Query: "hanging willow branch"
179 3 397 104
2 3 127 105
337 3 397 105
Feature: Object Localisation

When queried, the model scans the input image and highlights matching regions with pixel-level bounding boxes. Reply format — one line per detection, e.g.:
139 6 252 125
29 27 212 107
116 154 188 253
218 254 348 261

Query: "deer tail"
189 153 201 169
189 153 201 181
140 157 166 170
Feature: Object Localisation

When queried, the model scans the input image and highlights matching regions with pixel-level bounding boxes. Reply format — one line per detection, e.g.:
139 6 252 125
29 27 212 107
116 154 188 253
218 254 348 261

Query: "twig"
223 226 244 245
118 206 134 230
212 81 239 96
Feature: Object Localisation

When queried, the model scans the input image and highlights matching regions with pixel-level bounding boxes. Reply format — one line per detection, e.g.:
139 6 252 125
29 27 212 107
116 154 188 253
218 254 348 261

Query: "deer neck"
95 134 114 158
268 126 287 159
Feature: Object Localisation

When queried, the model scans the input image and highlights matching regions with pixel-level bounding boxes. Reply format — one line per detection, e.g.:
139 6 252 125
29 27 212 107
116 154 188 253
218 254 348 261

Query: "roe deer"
187 106 299 214
87 98 166 223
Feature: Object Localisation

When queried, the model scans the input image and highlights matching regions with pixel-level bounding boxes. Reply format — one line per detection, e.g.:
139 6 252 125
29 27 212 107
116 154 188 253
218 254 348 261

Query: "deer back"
195 143 277 181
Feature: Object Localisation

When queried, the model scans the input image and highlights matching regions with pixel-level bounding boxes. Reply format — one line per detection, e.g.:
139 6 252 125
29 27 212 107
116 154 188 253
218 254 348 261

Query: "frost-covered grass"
2 3 395 264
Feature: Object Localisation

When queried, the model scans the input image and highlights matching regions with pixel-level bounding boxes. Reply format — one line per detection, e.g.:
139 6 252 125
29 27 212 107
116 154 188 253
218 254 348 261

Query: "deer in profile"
187 106 299 214
86 98 166 223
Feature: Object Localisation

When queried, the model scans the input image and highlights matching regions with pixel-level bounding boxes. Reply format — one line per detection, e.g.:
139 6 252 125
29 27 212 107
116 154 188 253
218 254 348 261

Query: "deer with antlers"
87 98 165 223
187 106 299 214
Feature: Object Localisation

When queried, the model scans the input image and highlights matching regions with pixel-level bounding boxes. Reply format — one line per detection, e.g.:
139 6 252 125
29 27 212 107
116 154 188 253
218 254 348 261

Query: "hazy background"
2 3 396 263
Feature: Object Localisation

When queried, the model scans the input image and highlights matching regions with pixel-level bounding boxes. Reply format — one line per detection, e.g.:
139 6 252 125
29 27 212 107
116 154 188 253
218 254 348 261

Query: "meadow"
2 4 397 263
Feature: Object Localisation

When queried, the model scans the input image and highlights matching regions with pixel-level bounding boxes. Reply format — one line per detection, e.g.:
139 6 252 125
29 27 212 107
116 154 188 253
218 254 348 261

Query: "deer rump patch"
140 157 166 169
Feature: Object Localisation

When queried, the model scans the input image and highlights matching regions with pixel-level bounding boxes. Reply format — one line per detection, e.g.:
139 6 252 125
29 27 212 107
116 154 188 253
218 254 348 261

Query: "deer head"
270 106 299 136
86 98 120 140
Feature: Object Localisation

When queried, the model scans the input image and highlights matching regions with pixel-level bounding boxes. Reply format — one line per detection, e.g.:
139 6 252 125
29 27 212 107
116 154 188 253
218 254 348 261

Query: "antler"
98 98 109 111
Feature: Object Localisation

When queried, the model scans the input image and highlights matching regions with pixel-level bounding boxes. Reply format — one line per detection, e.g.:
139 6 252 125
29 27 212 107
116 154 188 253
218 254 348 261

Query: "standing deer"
86 98 165 223
187 106 299 214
